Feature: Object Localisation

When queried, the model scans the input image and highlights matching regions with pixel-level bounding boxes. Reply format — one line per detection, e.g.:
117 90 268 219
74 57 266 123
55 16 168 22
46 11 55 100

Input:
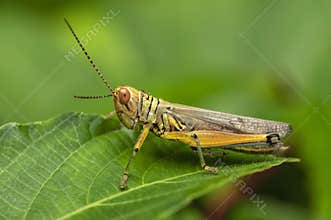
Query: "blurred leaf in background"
0 0 330 219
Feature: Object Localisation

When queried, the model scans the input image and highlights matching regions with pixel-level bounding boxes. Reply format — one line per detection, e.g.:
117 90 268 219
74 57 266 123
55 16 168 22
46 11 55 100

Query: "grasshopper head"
112 86 140 129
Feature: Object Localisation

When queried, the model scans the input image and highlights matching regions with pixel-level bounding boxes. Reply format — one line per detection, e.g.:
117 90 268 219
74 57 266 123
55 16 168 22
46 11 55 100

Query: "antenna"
64 18 113 92
74 94 113 99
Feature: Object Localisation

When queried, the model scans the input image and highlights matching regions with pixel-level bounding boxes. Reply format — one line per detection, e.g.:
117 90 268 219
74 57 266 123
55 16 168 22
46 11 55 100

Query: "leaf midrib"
57 159 288 220
57 170 204 220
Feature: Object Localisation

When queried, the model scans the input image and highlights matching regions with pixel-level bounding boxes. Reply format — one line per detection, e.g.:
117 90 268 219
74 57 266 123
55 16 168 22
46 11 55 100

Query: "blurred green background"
0 0 330 219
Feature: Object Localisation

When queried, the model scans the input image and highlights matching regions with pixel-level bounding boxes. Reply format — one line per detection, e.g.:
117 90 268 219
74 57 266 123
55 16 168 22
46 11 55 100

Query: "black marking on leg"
267 134 280 144
171 115 184 131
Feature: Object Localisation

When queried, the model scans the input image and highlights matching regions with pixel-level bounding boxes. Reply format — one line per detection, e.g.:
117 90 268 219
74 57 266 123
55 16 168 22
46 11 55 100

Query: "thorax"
137 92 160 125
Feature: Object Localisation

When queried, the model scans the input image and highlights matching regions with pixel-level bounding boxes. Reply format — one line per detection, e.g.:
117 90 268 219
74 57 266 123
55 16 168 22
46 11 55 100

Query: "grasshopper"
65 19 292 189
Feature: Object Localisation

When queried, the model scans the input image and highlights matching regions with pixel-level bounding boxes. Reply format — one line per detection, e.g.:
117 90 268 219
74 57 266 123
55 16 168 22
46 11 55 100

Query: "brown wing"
161 101 292 138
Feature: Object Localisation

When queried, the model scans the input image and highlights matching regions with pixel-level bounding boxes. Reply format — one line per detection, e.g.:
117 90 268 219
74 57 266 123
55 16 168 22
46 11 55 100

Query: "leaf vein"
0 114 75 177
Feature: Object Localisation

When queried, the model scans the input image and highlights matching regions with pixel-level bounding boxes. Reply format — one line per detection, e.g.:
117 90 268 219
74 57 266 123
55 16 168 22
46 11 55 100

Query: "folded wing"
163 102 292 138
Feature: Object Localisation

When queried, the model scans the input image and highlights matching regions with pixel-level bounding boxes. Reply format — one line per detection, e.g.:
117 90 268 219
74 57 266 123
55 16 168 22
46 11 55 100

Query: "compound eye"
119 88 130 105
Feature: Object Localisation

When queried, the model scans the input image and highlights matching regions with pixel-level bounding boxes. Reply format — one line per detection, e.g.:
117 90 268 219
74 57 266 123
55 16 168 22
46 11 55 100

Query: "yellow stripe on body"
162 130 269 148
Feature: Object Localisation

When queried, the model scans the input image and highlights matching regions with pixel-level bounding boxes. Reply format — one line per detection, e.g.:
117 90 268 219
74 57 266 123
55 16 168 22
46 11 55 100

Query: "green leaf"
0 113 298 220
